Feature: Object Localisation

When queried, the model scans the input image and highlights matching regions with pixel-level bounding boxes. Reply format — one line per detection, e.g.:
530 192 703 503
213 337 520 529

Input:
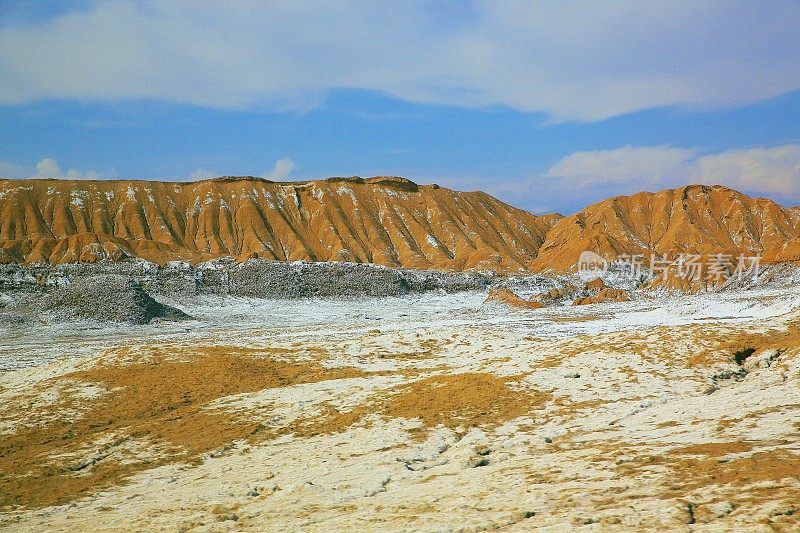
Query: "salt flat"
2 282 797 370
1 285 799 531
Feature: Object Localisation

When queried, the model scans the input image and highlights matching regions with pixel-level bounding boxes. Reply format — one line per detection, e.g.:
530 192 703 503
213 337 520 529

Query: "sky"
0 1 798 214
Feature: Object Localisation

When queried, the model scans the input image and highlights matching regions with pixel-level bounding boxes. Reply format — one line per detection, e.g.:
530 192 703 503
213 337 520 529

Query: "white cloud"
262 158 295 180
546 145 697 186
188 168 216 181
544 144 800 195
0 157 114 180
531 143 800 212
0 2 797 121
187 161 294 181
692 145 800 196
34 157 63 178
0 159 32 178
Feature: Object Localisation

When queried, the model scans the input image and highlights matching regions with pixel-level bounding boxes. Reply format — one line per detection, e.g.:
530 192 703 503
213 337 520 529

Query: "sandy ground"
1 286 800 531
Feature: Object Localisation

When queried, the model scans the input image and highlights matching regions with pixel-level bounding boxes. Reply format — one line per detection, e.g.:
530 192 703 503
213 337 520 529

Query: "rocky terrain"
0 176 551 272
34 274 189 325
532 185 800 271
1 178 799 277
2 253 798 328
1 177 799 531
1 281 799 531
0 259 497 325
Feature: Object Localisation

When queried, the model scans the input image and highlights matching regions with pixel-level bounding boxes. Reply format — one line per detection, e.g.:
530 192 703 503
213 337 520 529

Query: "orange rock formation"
573 288 630 306
532 185 800 272
484 287 545 309
0 179 798 273
0 176 550 271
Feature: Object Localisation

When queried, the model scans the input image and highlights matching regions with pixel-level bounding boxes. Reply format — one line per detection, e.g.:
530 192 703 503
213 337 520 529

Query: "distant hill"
0 176 551 272
531 185 800 271
0 177 798 272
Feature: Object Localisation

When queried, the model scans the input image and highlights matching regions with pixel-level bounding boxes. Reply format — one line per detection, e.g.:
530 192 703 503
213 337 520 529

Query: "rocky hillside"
0 176 550 272
531 185 800 271
1 178 798 273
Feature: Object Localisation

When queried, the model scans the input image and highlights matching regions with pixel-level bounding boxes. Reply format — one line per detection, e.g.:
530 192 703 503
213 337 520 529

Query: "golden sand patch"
667 449 800 491
547 314 607 323
0 345 552 510
0 379 106 436
671 441 755 457
530 356 564 369
713 405 800 436
0 346 366 510
575 443 800 528
551 396 608 413
538 317 799 371
380 373 550 438
274 372 552 442
685 318 800 368
587 448 800 529
550 334 646 362
598 440 800 503
272 402 368 441
276 372 551 443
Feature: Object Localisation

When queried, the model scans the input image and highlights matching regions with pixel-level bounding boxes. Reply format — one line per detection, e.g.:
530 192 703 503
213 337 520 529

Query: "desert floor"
1 287 799 531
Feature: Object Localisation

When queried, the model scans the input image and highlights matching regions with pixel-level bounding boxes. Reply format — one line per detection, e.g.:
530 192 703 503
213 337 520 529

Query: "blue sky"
1 1 798 214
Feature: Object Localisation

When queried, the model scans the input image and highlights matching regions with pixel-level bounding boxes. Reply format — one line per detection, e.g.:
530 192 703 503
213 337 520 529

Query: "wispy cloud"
35 158 65 178
546 145 697 186
262 158 295 180
0 157 115 180
0 2 797 121
186 160 295 181
505 143 800 213
691 145 800 196
543 144 800 194
188 168 217 181
0 159 30 178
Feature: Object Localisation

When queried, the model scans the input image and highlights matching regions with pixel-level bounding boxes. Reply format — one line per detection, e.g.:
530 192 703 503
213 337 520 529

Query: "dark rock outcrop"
38 274 190 324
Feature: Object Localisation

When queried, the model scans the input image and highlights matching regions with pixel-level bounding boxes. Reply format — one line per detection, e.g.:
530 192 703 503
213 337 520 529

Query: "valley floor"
1 286 800 531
